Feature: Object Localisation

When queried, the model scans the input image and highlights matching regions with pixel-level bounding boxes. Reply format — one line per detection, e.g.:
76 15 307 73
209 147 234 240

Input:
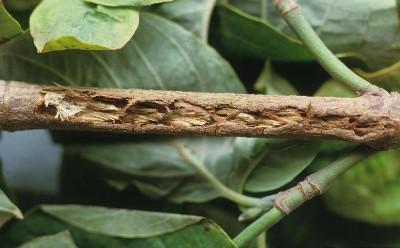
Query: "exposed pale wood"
1 80 399 149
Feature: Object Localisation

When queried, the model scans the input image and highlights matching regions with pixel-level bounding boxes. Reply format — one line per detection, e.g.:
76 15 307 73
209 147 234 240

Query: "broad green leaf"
217 4 311 61
68 138 247 203
0 206 237 248
324 150 400 225
30 0 139 52
0 1 23 43
1 13 243 92
230 0 400 69
254 62 298 95
41 205 201 238
19 231 77 248
83 0 173 7
244 140 320 192
156 0 216 41
0 160 23 228
68 141 195 178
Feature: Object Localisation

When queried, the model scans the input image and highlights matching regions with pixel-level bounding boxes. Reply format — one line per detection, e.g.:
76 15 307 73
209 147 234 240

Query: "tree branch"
1 80 400 149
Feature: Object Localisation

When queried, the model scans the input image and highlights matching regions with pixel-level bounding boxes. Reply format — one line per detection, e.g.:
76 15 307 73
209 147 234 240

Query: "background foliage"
1 0 400 247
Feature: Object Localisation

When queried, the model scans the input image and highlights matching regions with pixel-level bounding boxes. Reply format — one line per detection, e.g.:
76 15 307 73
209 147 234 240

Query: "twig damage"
1 80 400 149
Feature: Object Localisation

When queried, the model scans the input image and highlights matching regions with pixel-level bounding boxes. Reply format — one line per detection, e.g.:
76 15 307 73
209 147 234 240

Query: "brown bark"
1 80 400 149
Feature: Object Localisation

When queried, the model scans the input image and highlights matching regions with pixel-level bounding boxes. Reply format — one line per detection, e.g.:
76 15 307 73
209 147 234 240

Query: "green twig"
274 0 383 95
234 147 373 247
173 141 261 207
234 208 283 247
256 232 267 248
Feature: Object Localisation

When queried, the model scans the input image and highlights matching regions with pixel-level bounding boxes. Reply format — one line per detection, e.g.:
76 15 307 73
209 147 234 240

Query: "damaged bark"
1 80 400 149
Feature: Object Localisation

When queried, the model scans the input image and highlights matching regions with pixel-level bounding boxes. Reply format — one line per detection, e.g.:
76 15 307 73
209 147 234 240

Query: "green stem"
234 147 373 248
173 142 260 207
234 208 283 247
256 232 267 248
275 0 382 94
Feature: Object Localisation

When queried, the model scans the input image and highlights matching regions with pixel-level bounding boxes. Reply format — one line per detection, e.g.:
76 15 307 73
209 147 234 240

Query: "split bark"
1 80 400 149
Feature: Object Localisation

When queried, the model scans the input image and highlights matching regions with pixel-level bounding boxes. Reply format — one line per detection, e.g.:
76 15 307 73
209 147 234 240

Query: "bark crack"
1 81 400 150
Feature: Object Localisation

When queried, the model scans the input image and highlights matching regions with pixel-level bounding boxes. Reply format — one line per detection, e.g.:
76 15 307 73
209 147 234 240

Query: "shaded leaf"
314 79 355 98
4 0 40 11
19 231 77 248
0 205 236 248
324 149 400 225
1 13 243 92
355 61 400 91
0 160 23 228
156 0 216 41
69 138 247 203
230 0 400 69
68 141 195 178
30 0 139 52
254 62 298 95
83 0 173 7
0 189 23 228
0 1 23 43
217 4 311 61
244 140 320 193
41 205 201 238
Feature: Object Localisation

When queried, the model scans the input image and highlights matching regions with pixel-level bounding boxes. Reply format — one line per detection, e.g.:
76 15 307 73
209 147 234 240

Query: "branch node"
274 0 298 15
298 176 321 200
273 191 292 215
274 176 321 215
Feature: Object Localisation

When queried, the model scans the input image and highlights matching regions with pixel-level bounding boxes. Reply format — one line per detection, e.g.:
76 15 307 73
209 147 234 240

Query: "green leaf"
0 1 23 43
1 13 243 92
244 140 320 193
0 160 23 228
156 0 216 41
314 79 355 98
355 61 400 91
254 62 298 95
0 205 237 248
230 0 400 69
41 205 201 238
68 138 247 203
324 149 400 225
217 4 311 61
30 0 139 52
82 0 173 7
0 189 22 228
68 141 195 178
19 231 77 248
